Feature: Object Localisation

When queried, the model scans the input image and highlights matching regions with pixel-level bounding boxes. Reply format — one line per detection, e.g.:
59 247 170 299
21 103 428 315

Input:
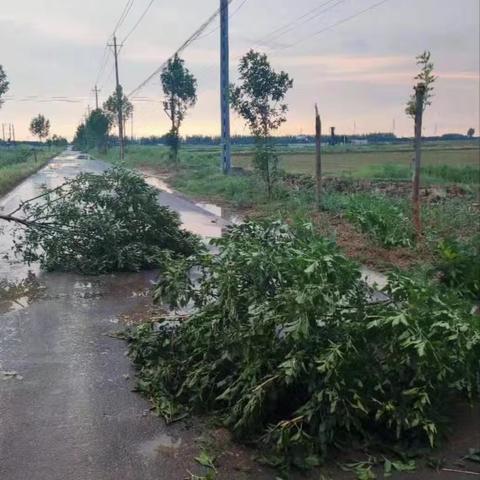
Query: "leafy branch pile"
128 221 480 470
10 168 199 274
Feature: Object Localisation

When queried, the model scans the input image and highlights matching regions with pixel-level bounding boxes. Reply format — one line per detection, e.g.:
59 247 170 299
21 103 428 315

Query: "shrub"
127 221 480 470
13 167 199 274
437 236 480 299
344 194 414 247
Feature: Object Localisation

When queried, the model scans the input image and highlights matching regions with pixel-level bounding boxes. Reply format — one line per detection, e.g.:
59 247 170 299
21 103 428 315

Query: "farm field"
233 147 479 178
0 146 60 196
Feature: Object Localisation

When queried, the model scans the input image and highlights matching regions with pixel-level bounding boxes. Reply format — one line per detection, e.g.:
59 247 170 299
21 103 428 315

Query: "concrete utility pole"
110 35 125 161
220 0 231 174
315 105 322 210
412 83 426 241
92 85 100 110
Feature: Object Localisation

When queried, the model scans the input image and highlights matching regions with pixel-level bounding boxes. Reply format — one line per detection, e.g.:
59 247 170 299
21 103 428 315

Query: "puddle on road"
144 175 174 194
139 433 183 459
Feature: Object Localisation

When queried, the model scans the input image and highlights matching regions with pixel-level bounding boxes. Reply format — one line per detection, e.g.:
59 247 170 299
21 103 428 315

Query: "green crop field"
233 147 480 178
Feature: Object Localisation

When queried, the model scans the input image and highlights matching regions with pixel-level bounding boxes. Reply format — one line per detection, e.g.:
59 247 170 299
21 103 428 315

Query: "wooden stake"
315 104 322 210
412 84 425 241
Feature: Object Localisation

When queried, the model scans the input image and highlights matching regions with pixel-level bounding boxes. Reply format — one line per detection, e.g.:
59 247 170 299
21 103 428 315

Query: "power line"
273 0 391 51
127 0 235 99
113 0 136 35
122 0 156 43
256 0 343 47
196 0 250 41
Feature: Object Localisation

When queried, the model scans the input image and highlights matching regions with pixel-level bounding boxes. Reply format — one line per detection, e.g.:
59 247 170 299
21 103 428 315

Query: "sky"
0 0 479 140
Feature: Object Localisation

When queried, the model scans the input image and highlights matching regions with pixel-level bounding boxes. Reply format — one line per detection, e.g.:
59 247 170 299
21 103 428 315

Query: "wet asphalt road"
0 150 235 480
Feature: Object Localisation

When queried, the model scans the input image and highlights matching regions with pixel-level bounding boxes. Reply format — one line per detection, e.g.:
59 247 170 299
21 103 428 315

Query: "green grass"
233 148 480 180
0 146 60 196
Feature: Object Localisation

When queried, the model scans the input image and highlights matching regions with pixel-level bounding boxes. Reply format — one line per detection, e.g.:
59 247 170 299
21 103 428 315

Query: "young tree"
160 54 197 165
231 50 293 196
103 86 133 132
467 127 475 138
86 109 111 152
405 51 436 241
29 114 50 142
405 51 436 118
73 123 87 150
0 65 9 109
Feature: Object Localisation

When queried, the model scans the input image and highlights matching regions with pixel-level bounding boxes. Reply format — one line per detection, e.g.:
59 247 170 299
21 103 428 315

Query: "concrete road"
0 150 269 480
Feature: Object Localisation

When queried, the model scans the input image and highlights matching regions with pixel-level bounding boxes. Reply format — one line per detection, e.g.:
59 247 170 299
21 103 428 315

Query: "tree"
103 86 133 131
1 168 199 274
73 123 87 150
467 127 475 138
160 54 197 165
406 51 436 241
29 114 50 142
51 134 68 147
231 50 293 196
405 51 436 118
85 109 111 152
0 65 9 109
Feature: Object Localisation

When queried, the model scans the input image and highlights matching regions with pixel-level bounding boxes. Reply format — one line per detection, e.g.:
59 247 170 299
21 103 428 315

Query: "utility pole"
220 0 231 174
92 85 100 110
110 35 125 160
315 105 322 210
412 84 425 242
8 124 12 142
12 124 15 144
1 124 5 142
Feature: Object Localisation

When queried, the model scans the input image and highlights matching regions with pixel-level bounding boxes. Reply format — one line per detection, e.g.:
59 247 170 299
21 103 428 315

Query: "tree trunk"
412 84 426 242
315 104 322 210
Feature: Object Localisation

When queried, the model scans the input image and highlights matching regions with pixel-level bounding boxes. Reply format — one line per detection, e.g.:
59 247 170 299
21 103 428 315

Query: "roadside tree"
86 109 111 152
405 51 436 240
0 65 9 109
231 50 293 197
160 54 197 165
103 86 133 133
29 114 50 143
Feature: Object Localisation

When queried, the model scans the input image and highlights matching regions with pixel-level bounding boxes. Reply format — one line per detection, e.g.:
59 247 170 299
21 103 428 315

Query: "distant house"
351 139 369 146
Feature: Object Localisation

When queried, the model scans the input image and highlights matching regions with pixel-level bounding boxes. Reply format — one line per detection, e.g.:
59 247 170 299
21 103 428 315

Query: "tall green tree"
73 123 87 150
86 109 111 152
103 86 133 132
231 50 293 196
29 114 50 142
160 54 197 165
0 65 9 110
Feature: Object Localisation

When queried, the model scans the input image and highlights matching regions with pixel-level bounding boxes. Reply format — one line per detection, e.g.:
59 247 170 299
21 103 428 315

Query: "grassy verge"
0 147 61 196
97 145 480 277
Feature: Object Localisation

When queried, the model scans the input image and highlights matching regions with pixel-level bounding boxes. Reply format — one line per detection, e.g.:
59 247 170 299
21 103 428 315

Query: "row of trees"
73 86 133 152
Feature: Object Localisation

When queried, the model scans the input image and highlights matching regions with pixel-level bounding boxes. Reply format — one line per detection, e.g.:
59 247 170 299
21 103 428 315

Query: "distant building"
351 139 369 146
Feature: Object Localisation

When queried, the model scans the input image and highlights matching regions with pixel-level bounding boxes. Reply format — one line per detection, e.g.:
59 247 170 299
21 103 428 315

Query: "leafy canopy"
231 50 293 138
13 168 199 274
406 51 436 117
161 54 197 161
103 86 133 127
128 221 479 470
231 50 293 195
29 114 50 141
0 65 9 109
